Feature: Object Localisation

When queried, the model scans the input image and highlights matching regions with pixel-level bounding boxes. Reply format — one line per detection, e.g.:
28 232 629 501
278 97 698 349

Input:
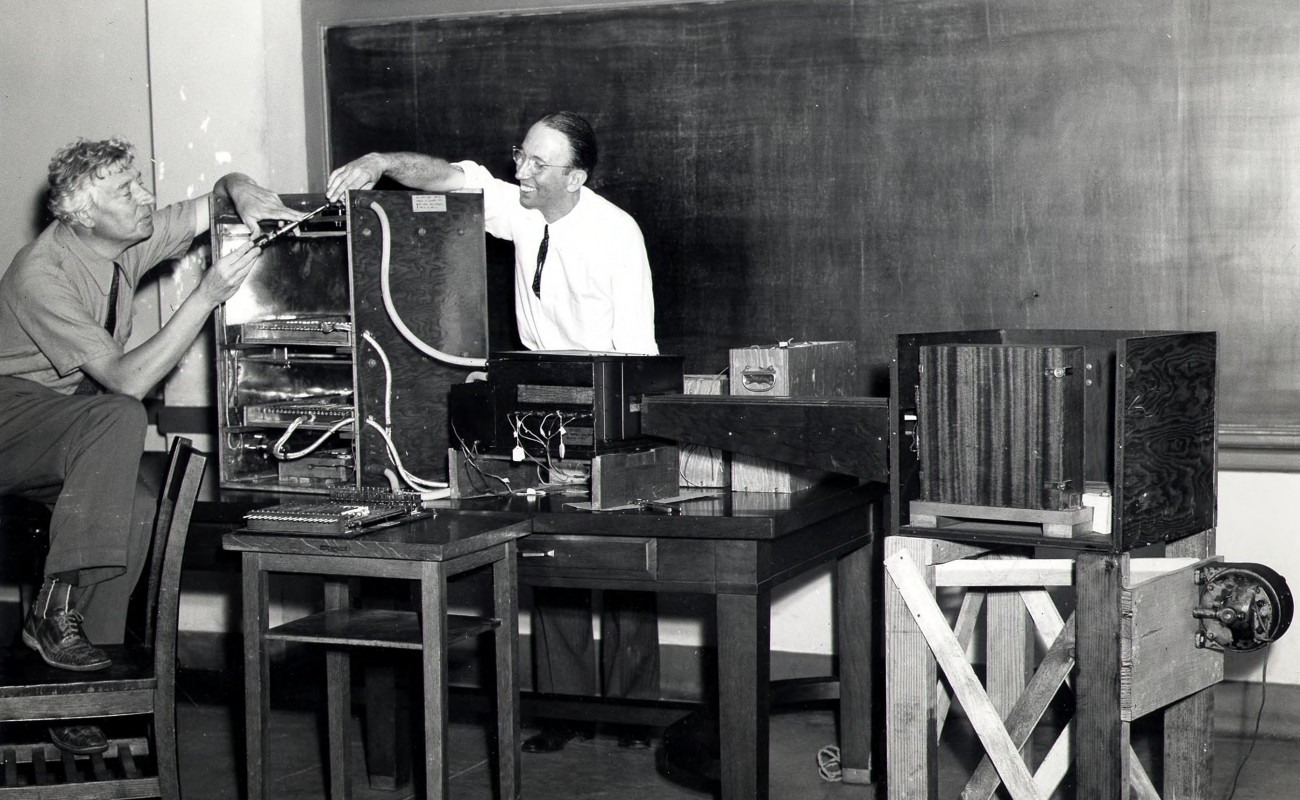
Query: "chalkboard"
314 0 1300 461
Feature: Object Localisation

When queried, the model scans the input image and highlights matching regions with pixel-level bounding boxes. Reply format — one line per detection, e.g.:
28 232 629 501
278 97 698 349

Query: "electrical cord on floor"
1222 644 1271 800
816 744 841 782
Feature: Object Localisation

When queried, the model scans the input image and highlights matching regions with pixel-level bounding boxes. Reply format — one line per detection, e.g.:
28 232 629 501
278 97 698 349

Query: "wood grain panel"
916 344 1085 510
1116 332 1217 549
347 190 488 486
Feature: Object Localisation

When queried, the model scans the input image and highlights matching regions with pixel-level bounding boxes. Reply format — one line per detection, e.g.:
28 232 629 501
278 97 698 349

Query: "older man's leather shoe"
22 579 111 672
49 725 109 755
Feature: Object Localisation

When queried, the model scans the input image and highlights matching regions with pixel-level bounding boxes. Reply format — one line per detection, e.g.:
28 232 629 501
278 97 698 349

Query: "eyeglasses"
512 146 572 173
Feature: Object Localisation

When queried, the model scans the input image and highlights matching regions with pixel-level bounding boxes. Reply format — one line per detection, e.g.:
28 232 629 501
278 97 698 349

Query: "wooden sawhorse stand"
884 531 1220 800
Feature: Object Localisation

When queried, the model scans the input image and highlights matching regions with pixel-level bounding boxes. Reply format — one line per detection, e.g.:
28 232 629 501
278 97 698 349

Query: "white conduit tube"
369 200 488 370
358 329 448 493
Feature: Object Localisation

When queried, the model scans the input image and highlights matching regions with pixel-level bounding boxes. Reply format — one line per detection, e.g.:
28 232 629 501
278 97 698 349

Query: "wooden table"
224 513 530 800
442 477 885 800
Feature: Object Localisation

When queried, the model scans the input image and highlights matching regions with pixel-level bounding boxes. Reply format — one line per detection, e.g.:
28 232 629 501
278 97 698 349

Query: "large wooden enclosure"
213 191 487 492
892 330 1218 552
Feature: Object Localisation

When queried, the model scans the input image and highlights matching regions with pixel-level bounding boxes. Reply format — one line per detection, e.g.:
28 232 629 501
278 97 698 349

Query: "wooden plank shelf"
908 500 1094 540
264 609 499 650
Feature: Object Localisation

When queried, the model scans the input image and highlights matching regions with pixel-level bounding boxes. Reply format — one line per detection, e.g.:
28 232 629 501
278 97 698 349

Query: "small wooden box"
728 341 858 397
592 445 679 509
729 341 858 492
679 374 730 488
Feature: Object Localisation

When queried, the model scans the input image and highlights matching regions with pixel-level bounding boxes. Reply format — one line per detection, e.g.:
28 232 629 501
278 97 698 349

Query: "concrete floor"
171 673 1296 800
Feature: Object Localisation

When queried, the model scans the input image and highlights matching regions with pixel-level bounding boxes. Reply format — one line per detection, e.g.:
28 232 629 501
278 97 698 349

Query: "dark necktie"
532 225 548 298
72 263 122 396
103 263 122 337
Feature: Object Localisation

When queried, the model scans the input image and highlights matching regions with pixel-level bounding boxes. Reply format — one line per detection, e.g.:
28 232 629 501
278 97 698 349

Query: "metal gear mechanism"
1193 562 1294 653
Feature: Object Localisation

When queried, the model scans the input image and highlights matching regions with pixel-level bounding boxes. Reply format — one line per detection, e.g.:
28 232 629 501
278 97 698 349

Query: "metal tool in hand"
252 203 331 248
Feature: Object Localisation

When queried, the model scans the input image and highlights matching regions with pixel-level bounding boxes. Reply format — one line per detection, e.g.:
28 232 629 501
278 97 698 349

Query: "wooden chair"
0 437 206 798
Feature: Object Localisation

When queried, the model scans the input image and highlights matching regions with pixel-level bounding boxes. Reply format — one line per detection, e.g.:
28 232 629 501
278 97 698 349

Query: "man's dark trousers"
0 376 154 644
532 586 660 699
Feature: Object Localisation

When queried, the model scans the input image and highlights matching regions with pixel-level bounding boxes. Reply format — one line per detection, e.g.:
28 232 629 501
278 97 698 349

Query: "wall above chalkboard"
303 0 1300 470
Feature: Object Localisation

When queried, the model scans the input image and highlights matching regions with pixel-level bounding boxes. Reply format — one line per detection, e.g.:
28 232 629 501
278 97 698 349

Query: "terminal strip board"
244 396 356 427
236 315 352 347
452 351 683 460
243 501 416 536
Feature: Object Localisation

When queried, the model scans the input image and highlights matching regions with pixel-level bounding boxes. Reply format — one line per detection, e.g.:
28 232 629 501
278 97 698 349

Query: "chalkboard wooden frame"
301 0 1300 471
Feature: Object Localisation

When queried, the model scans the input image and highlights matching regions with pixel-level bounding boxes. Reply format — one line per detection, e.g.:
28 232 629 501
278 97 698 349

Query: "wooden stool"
884 532 1220 800
226 515 529 800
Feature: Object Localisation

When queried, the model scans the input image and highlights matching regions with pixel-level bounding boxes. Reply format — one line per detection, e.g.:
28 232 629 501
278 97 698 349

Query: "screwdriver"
252 203 331 248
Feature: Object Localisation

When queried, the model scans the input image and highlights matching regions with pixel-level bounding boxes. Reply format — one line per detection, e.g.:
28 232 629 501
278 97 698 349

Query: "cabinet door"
917 343 1085 510
348 190 489 488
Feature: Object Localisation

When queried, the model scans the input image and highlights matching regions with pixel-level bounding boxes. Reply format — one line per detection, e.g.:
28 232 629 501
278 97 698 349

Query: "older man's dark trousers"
0 376 153 645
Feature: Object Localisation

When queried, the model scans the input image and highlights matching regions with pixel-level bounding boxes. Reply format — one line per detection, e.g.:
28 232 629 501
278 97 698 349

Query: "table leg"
716 590 771 800
1075 552 1129 800
421 563 451 800
361 579 412 791
324 578 353 800
242 553 270 800
494 542 521 799
362 661 408 790
836 539 874 785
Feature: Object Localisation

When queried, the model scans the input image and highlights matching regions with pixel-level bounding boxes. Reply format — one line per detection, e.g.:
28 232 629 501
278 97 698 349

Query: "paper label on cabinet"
411 195 447 212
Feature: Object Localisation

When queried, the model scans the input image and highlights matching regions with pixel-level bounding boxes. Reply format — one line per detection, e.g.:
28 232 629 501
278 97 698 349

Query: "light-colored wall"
0 0 156 343
145 0 308 442
4 1 1298 686
143 0 309 632
1217 472 1300 683
0 1 153 269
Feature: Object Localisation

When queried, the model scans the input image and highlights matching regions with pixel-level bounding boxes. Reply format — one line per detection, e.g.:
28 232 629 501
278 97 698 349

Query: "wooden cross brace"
885 548 1167 800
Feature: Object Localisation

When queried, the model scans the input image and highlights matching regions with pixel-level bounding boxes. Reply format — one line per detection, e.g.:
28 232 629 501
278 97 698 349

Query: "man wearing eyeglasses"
327 111 656 354
327 111 660 753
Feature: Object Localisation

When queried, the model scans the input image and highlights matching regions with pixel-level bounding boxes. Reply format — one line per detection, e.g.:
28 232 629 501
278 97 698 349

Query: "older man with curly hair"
0 137 299 755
